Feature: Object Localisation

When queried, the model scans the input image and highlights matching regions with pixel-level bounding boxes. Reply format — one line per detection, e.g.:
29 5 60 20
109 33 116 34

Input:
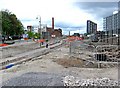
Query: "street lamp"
36 16 42 39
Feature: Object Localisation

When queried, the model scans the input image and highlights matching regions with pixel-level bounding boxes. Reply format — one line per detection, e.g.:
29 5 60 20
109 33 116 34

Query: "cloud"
72 2 119 31
55 21 86 35
75 2 117 9
55 22 84 28
74 2 118 18
0 0 119 35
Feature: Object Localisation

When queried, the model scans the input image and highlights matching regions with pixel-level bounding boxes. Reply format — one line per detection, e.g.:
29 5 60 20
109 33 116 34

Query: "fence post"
69 42 71 55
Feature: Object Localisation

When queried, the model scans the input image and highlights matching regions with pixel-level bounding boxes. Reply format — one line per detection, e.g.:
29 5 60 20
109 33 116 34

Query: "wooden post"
98 62 101 68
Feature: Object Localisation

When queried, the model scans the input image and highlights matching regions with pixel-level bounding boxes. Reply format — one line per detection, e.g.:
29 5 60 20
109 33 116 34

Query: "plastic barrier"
5 64 14 69
24 38 28 40
0 44 8 47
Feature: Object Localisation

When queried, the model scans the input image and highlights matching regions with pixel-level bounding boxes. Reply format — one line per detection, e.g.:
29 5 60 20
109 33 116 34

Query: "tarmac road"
2 72 64 86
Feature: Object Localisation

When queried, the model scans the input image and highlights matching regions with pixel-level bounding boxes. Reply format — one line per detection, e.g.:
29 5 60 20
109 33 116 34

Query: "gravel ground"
2 72 64 86
1 41 40 59
1 44 119 87
63 76 118 86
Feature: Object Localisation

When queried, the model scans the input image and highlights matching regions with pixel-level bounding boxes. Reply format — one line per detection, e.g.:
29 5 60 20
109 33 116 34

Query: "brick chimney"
52 17 54 29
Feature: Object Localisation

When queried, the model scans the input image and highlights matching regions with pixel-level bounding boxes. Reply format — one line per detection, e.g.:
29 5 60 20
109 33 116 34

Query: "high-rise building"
118 1 120 48
103 1 120 46
87 20 97 34
103 12 119 44
103 11 118 35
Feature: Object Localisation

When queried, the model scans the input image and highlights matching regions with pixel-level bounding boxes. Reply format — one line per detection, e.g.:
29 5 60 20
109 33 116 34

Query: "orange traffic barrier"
0 44 8 47
37 39 45 43
66 36 83 42
24 38 28 40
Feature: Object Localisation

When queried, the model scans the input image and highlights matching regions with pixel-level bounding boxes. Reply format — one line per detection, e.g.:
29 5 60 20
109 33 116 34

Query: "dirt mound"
53 57 95 68
54 57 99 68
54 58 83 68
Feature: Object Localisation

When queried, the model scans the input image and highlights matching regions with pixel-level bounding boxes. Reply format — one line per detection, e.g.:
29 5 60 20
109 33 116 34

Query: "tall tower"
69 31 70 36
52 17 54 29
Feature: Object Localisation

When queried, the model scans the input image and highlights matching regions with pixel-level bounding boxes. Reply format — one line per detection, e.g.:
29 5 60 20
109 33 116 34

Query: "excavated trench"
53 56 118 68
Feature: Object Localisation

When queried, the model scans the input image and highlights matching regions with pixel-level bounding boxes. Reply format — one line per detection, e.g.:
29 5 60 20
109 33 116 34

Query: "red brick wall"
47 27 54 35
46 27 62 38
51 29 62 37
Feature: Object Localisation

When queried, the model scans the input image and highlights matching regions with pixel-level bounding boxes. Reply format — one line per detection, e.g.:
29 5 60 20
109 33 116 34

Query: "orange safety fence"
66 36 83 42
36 39 45 43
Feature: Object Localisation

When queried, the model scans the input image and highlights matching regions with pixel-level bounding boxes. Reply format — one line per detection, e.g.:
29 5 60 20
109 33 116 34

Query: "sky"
0 0 119 35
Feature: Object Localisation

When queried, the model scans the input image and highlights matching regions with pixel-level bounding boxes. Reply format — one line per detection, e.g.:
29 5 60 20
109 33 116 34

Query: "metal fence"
69 39 119 68
69 40 95 56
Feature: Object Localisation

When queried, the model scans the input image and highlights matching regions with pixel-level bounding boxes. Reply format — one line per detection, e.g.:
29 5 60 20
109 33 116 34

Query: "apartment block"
87 20 97 34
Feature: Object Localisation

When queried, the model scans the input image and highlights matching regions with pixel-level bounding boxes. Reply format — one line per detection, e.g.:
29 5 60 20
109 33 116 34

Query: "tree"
1 10 24 36
27 31 41 39
33 33 40 39
27 31 34 39
84 33 88 36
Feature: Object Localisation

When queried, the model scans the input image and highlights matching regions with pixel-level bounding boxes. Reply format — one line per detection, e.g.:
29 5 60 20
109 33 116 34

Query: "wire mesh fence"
69 38 120 68
69 40 95 57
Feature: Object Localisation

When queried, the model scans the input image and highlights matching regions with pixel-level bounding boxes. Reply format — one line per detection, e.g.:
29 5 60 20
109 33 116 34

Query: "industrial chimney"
52 17 54 29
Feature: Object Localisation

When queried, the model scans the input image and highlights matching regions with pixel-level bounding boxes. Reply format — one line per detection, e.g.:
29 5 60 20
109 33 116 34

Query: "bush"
33 33 40 39
27 31 41 39
27 31 34 39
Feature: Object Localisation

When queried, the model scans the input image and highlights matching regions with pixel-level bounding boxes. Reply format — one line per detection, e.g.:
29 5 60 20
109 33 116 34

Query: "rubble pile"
63 76 118 86
116 52 120 58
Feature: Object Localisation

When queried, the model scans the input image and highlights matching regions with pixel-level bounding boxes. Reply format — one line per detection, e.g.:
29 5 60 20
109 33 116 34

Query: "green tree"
27 31 34 39
1 9 24 36
26 31 41 39
33 33 40 39
84 33 88 36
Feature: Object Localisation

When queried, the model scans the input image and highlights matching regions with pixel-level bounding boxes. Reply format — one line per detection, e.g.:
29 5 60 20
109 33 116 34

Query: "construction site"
0 36 120 87
1 1 120 87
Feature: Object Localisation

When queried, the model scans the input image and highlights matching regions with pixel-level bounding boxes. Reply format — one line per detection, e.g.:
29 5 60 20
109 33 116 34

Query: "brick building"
51 29 62 38
44 27 62 39
27 26 33 32
43 17 62 39
27 17 62 39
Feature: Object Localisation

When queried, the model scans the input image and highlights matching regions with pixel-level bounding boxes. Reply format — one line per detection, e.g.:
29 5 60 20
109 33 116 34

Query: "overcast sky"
0 0 119 35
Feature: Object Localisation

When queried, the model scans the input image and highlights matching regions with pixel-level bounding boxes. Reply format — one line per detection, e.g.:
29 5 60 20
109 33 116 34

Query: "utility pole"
36 16 42 39
36 16 42 47
40 17 42 39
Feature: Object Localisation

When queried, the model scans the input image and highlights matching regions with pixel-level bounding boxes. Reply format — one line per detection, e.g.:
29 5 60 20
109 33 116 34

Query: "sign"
51 35 55 38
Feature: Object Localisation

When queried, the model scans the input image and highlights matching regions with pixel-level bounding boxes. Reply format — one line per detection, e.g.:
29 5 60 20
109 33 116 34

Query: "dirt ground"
0 46 118 85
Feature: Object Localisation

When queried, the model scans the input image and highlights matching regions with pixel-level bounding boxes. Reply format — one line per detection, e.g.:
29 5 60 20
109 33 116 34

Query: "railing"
97 36 119 45
68 38 119 68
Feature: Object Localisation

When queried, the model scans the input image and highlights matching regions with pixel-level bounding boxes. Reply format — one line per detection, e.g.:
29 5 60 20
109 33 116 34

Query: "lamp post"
36 16 42 39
